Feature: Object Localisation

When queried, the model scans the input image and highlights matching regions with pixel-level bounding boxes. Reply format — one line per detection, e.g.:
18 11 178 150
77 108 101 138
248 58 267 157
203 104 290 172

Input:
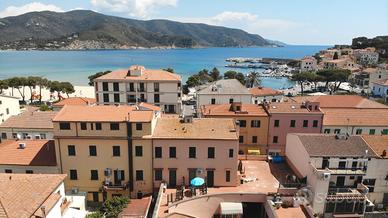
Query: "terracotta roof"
0 140 57 166
294 134 378 157
152 118 238 140
53 97 96 106
138 102 161 111
53 105 155 122
249 87 283 97
94 66 181 82
362 68 378 74
0 110 57 129
268 102 323 114
119 196 151 218
322 108 388 126
372 79 388 86
33 193 61 217
290 95 388 109
201 104 268 117
301 56 316 61
362 135 388 158
0 173 66 218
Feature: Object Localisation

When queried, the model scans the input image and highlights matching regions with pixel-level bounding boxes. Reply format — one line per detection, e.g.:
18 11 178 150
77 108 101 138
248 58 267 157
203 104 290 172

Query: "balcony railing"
327 184 368 200
102 181 129 190
328 167 367 175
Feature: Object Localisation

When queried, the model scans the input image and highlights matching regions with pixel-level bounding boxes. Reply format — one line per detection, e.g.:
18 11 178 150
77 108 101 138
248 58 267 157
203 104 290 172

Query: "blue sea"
0 46 328 89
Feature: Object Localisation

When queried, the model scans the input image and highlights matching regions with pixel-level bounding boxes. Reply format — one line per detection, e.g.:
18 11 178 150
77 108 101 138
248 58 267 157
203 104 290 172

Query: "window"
114 93 120 103
70 170 78 180
91 170 98 180
155 169 163 181
80 122 87 130
128 95 136 103
129 83 134 91
136 170 144 181
110 123 120 130
332 129 340 134
303 120 308 128
229 149 234 158
154 94 160 103
178 93 181 98
211 98 216 104
239 136 244 143
135 146 143 157
92 192 99 202
356 129 362 135
226 170 231 182
140 94 145 102
59 122 71 130
5 169 12 173
169 147 176 158
189 147 196 158
251 120 260 128
89 145 97 156
238 120 246 127
139 83 145 92
382 129 388 135
363 179 376 192
338 161 346 169
12 133 17 139
155 147 162 158
274 120 280 127
1 133 6 139
229 98 233 103
113 82 119 91
290 120 296 128
102 82 108 91
26 170 33 174
103 93 109 102
68 145 76 156
96 123 102 130
208 147 215 158
273 136 278 143
40 133 46 139
313 120 319 128
154 83 159 92
136 123 142 130
369 129 376 135
113 146 120 156
252 136 258 143
324 129 331 134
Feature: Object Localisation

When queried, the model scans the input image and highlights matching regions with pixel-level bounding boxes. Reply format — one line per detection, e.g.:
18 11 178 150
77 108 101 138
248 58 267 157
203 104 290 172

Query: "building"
249 87 283 104
151 117 239 188
0 139 59 174
196 79 252 109
300 56 318 72
0 109 57 140
53 104 160 203
94 65 182 113
265 101 323 155
371 79 388 102
353 48 379 66
286 133 376 217
352 68 378 89
0 95 20 124
52 97 96 111
0 173 84 218
323 58 355 69
201 102 269 154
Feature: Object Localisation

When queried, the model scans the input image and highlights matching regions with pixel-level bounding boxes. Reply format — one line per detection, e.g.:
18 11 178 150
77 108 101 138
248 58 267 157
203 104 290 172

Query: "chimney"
230 102 242 112
382 150 387 157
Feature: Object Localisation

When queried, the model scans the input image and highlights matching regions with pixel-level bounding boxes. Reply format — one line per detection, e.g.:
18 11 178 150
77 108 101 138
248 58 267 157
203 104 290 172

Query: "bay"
0 45 328 89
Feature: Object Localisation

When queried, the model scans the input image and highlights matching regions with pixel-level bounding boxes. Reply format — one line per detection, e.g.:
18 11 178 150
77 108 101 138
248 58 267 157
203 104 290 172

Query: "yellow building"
53 103 160 203
201 102 269 155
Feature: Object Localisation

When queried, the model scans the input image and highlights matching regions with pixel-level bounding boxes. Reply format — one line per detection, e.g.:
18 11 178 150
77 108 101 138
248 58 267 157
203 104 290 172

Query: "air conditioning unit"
18 143 26 149
322 172 331 180
71 187 79 194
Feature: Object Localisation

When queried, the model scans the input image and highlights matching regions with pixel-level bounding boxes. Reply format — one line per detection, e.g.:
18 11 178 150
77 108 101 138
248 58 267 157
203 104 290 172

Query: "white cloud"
0 2 64 18
90 0 177 19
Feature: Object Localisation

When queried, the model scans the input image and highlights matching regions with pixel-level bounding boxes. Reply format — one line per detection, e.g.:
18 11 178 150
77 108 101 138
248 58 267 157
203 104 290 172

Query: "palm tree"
246 71 261 88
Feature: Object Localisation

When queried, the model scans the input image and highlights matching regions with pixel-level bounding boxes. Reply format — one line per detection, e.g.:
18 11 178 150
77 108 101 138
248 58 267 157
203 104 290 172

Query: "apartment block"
0 95 20 124
249 87 284 104
94 65 182 113
300 56 318 72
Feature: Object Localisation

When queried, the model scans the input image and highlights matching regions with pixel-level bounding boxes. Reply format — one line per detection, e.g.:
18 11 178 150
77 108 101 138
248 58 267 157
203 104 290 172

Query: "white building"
371 79 388 103
94 65 182 113
300 56 318 72
0 95 20 124
353 48 379 66
196 79 252 109
249 87 283 104
286 133 377 217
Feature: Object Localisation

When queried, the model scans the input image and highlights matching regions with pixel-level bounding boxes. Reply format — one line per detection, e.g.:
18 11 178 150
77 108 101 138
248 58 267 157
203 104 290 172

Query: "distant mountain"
265 39 287 47
0 10 276 50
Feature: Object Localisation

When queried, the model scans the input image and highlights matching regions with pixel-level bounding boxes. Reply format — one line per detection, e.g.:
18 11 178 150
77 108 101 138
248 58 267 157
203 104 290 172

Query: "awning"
220 202 243 215
248 149 260 155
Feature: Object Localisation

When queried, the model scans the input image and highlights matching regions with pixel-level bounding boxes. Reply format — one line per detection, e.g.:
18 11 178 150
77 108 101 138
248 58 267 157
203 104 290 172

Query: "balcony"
327 184 368 201
102 181 129 191
328 167 367 175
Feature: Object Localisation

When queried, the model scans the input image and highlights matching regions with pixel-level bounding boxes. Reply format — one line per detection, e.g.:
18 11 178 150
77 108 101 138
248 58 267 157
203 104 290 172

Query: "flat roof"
322 108 388 126
0 140 57 166
0 173 66 218
197 79 251 95
53 105 156 122
293 134 378 158
152 118 238 140
0 110 57 129
201 103 268 117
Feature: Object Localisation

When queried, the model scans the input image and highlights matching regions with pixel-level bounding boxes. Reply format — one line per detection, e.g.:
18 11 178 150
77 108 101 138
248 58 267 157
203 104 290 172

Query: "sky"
0 0 387 45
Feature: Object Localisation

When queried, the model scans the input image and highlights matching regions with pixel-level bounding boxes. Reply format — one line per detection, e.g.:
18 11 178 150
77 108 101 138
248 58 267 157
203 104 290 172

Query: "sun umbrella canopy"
190 177 205 186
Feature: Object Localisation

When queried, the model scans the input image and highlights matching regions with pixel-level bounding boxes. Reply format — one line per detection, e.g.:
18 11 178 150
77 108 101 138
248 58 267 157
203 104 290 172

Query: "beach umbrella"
190 177 205 186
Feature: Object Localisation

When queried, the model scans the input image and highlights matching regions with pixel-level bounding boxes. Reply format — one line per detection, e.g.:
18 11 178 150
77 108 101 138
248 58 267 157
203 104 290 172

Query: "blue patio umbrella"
190 177 205 186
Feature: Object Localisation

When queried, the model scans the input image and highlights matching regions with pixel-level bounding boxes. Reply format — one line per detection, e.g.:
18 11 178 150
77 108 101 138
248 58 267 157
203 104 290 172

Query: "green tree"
36 77 50 104
186 74 201 87
49 81 63 100
26 76 39 103
317 69 351 92
163 68 175 73
61 82 75 98
235 72 246 85
7 77 27 103
291 72 315 95
224 70 237 79
88 71 111 86
86 212 103 218
0 80 9 94
209 67 221 82
333 52 339 60
100 196 130 218
246 71 261 88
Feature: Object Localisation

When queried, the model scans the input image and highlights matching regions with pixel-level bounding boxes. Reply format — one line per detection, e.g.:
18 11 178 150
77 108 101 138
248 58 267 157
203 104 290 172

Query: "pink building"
151 117 239 188
265 101 323 155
